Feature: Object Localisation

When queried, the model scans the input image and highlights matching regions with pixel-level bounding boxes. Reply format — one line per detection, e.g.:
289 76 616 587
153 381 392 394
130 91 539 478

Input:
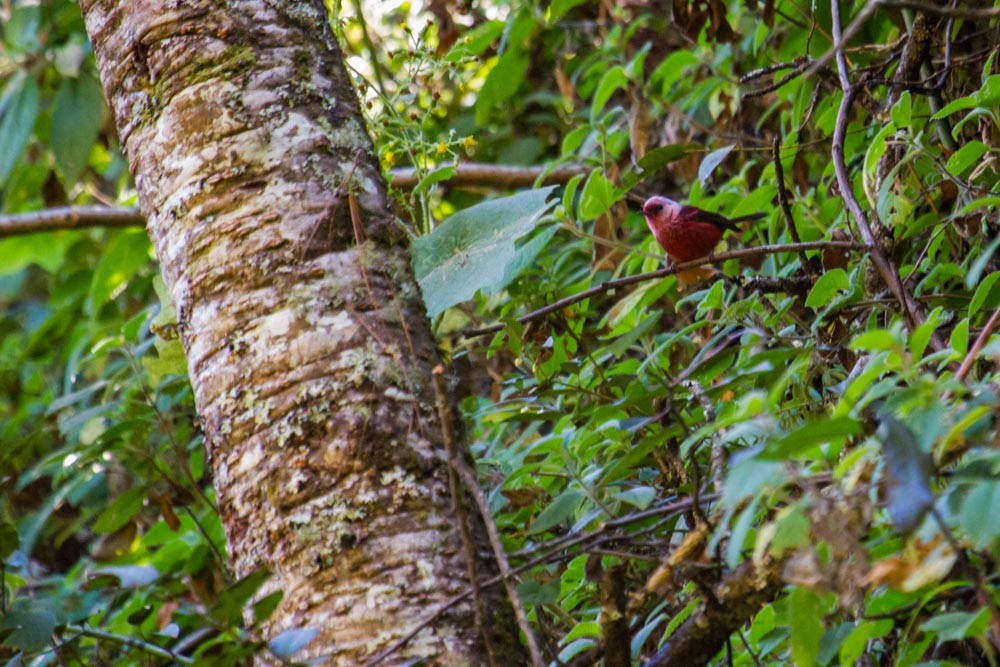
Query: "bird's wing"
680 206 741 232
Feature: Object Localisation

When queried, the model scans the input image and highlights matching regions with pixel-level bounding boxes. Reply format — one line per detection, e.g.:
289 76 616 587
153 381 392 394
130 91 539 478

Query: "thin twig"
63 623 193 665
772 136 815 277
879 1 1000 18
956 305 1000 381
388 162 587 190
803 0 882 80
743 58 814 98
432 367 544 667
349 0 388 95
0 206 144 237
368 496 705 664
462 241 864 338
828 0 945 352
430 367 494 665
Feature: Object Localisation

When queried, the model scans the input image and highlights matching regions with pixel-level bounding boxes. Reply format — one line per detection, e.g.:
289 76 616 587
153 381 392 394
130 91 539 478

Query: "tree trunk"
79 0 523 663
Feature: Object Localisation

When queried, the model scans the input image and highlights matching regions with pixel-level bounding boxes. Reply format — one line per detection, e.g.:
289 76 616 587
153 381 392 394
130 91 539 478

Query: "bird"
641 196 766 264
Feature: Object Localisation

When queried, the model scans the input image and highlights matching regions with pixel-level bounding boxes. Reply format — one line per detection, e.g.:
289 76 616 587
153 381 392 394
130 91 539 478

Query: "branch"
956 304 1000 382
804 0 1000 81
879 1 1000 17
803 0 882 79
388 162 587 190
432 367 544 667
63 623 193 665
366 496 704 666
771 136 815 277
641 557 784 667
829 0 942 349
0 206 144 238
462 240 865 339
0 165 585 241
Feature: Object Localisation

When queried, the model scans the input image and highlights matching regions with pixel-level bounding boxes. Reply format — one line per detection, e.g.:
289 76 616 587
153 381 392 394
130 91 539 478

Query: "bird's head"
642 196 682 226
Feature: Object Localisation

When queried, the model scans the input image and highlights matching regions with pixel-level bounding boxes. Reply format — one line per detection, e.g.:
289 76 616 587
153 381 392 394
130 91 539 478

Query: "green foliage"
1 0 998 665
354 1 1000 664
412 186 557 315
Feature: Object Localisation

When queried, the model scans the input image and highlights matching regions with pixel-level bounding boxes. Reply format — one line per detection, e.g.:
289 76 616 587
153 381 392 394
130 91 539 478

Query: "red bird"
642 196 765 263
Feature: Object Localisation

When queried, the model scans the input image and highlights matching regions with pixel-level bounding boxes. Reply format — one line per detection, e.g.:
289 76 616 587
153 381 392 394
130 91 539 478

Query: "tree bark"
79 0 523 664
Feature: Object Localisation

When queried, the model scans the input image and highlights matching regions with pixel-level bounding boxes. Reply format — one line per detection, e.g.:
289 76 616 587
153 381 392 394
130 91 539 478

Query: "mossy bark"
79 1 523 663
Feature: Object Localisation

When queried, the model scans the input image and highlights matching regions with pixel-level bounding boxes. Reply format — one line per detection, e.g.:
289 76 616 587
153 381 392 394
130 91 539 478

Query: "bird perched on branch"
642 195 766 283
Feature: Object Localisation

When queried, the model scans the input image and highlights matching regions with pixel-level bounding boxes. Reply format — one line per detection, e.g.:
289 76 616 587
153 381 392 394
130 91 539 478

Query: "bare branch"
828 0 944 351
957 305 1000 382
772 136 815 277
462 240 865 339
432 367 545 667
0 206 144 238
388 162 587 190
641 558 784 667
804 0 1000 81
880 1 1000 17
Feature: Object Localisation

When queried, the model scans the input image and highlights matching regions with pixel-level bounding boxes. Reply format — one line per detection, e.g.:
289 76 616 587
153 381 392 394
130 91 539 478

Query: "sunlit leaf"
411 186 557 316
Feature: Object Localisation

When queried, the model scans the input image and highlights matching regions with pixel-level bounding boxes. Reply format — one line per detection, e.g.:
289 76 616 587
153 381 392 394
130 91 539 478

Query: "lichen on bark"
80 0 524 663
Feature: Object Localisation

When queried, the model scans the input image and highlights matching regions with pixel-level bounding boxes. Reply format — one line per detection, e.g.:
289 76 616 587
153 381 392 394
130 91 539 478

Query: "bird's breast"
654 220 726 262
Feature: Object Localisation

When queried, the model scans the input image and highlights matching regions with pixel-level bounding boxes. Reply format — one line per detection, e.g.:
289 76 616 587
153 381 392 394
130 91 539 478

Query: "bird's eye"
649 204 663 213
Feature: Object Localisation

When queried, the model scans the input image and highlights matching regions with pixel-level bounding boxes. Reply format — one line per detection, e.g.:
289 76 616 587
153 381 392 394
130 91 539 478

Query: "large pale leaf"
412 186 557 316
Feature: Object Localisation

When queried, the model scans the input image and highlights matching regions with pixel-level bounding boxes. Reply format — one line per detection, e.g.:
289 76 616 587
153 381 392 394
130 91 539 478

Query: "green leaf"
805 269 848 308
90 565 159 588
789 587 823 667
0 233 75 276
212 568 271 625
639 143 700 172
578 169 616 220
960 481 1000 550
529 488 584 534
412 186 556 316
446 20 504 60
878 414 934 533
920 609 989 642
909 306 946 360
762 416 861 460
966 234 1000 289
698 144 734 186
87 229 152 316
50 74 106 185
591 65 627 120
413 165 455 195
0 608 58 652
0 72 40 185
890 91 912 126
839 620 893 665
476 50 529 125
979 74 1000 106
726 495 759 567
930 94 977 119
253 591 283 622
722 456 785 510
547 0 589 22
945 141 988 176
0 522 19 559
969 271 1000 317
269 627 319 659
613 485 656 509
92 486 146 533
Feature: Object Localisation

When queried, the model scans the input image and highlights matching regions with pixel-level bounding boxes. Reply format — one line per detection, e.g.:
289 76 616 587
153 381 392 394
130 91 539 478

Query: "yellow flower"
435 142 448 156
383 151 396 166
463 135 477 152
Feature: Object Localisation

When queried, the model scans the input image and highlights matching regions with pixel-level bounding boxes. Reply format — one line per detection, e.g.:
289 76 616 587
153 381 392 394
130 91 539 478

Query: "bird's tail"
730 212 768 224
